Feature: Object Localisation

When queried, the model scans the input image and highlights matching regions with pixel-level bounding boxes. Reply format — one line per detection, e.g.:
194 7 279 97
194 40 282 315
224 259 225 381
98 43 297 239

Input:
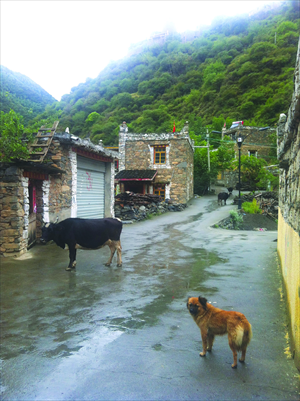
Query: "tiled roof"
115 170 157 181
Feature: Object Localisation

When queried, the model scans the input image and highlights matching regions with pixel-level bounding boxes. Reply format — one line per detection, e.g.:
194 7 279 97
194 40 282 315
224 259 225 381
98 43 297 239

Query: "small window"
248 150 257 158
154 184 165 200
154 145 166 164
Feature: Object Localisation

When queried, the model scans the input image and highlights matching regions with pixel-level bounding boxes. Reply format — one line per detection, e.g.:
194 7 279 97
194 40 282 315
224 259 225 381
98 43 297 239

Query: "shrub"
229 210 243 229
242 199 262 214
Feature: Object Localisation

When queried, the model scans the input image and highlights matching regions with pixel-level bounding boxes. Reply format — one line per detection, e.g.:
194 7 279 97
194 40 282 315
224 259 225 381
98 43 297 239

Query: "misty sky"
1 1 279 100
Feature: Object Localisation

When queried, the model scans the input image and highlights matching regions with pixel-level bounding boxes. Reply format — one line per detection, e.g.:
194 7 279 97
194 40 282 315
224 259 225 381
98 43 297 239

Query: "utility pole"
206 130 210 192
206 130 210 173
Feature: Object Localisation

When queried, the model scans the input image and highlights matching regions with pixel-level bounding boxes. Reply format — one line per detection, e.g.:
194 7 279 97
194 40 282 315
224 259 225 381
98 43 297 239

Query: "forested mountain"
17 2 300 144
0 66 56 124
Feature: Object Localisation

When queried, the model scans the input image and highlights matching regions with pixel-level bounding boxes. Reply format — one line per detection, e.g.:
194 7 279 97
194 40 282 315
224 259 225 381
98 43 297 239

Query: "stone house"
0 123 118 258
115 122 194 204
223 124 276 160
276 37 300 371
217 124 277 187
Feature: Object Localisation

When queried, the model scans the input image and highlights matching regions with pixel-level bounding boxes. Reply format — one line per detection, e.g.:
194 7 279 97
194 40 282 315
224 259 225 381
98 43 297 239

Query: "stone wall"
277 37 300 371
0 166 27 257
46 139 74 222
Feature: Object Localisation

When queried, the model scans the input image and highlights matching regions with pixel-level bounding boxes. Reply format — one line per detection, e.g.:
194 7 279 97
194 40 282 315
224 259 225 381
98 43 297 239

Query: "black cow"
218 192 232 206
40 218 122 271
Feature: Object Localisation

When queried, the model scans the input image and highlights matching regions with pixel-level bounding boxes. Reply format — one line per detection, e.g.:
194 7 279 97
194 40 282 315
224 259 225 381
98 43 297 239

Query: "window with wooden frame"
153 184 165 199
154 145 166 164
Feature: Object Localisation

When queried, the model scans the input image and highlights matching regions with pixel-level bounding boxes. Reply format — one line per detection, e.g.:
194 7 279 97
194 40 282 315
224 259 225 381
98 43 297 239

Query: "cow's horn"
45 222 50 228
55 217 59 224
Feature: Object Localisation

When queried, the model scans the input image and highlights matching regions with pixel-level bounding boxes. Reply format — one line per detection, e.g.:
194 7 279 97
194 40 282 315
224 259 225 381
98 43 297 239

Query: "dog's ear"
198 296 207 309
186 296 191 308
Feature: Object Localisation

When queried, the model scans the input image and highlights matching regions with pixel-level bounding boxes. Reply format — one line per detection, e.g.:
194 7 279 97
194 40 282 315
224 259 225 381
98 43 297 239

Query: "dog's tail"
248 324 253 341
235 324 252 349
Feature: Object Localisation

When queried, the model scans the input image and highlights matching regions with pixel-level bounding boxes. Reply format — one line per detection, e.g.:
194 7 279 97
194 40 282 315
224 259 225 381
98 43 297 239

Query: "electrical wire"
194 137 277 148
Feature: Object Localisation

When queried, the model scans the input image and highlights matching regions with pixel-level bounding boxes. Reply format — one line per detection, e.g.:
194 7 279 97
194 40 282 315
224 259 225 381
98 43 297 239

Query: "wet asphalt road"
1 195 300 400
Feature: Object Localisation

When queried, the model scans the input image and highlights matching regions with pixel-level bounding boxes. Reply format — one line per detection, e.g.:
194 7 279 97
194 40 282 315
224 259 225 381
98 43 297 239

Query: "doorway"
28 180 37 248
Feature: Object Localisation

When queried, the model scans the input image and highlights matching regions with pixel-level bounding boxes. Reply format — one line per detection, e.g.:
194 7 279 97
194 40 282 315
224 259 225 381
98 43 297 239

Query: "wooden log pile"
114 191 186 221
115 191 162 206
255 192 278 220
233 191 278 220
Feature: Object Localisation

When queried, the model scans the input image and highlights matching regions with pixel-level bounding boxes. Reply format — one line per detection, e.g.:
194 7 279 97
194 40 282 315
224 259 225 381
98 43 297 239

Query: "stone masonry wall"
47 141 73 222
277 57 300 236
0 166 27 257
276 36 300 371
125 140 153 170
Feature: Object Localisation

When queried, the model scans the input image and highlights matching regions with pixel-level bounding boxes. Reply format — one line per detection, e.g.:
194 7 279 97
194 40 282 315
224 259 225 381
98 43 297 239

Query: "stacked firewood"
115 191 162 206
254 192 278 220
233 191 278 220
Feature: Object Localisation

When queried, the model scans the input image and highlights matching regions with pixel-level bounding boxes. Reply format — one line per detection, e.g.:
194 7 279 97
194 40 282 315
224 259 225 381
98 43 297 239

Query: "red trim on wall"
72 147 113 162
23 171 48 180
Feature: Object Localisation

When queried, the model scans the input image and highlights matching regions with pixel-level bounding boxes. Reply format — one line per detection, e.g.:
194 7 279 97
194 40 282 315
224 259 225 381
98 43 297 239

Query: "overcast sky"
1 1 280 101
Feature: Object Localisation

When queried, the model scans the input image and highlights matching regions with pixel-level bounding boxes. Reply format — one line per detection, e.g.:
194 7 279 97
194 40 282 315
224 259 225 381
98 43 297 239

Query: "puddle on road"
1 246 225 362
1 208 227 366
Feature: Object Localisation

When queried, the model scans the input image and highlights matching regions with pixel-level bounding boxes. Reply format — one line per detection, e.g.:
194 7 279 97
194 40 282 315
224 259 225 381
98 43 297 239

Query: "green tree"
194 144 211 195
194 137 235 195
86 112 100 124
233 155 273 189
214 136 235 171
0 110 33 162
203 60 226 91
188 115 207 139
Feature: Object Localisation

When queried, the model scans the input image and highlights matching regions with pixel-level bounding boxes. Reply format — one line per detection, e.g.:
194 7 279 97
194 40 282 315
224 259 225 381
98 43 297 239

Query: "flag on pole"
173 121 176 133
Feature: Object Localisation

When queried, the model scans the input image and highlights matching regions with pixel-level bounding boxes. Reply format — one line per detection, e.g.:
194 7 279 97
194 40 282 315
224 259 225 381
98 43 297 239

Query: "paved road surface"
1 196 299 400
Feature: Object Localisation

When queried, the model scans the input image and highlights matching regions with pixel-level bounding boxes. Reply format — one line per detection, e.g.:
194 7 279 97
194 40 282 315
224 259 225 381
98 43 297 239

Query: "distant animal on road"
40 218 123 271
218 191 232 205
187 296 252 368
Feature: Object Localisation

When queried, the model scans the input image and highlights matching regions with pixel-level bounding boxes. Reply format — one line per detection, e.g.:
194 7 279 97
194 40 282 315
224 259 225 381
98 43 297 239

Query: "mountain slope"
29 2 300 144
0 65 56 124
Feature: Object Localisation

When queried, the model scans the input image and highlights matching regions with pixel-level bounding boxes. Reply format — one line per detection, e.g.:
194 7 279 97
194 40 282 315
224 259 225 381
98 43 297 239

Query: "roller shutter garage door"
77 156 105 218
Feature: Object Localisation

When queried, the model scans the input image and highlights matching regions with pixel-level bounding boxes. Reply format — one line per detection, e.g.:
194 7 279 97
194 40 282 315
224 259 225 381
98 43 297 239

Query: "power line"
194 137 277 148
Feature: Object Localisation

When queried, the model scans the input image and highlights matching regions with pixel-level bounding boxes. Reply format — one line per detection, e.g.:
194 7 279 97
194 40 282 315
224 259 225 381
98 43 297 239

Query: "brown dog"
187 296 252 368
